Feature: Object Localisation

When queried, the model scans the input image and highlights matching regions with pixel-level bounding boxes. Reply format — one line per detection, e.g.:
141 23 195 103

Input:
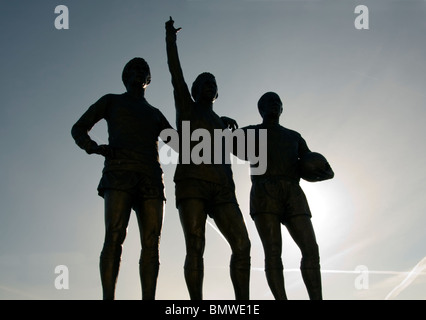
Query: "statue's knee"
230 239 251 270
184 255 204 271
301 255 320 270
139 247 160 266
265 256 283 271
100 241 122 261
186 234 205 255
105 225 127 245
235 237 251 257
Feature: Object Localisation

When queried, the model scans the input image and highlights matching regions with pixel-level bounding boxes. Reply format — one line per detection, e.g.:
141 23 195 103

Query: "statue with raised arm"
71 58 173 300
165 17 251 300
240 92 334 300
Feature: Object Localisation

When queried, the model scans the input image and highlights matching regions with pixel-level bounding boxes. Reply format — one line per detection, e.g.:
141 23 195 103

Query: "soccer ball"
299 152 334 182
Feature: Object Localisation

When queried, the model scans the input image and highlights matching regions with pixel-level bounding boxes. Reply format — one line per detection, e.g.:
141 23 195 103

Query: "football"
299 152 334 182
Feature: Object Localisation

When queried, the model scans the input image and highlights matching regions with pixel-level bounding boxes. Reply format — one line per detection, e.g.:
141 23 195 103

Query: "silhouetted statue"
239 92 334 300
71 58 173 300
165 17 251 300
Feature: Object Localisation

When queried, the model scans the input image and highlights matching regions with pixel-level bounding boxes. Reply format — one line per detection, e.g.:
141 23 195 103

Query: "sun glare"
300 177 356 244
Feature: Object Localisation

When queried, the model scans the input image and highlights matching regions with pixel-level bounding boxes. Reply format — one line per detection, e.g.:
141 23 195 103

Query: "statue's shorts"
175 178 239 218
250 178 311 224
97 171 165 202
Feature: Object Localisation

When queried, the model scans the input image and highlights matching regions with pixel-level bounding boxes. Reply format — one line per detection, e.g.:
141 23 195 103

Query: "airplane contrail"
206 220 228 243
250 267 426 276
385 256 426 300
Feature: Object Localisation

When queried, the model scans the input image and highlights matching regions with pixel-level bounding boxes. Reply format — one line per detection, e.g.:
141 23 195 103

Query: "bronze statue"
239 92 334 300
71 58 173 300
165 17 251 300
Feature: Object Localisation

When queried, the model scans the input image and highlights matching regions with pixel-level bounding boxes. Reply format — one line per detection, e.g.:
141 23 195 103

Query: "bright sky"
1 0 425 300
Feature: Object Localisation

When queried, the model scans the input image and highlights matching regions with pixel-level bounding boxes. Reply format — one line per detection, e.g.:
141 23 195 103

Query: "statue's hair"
257 91 281 114
122 57 151 87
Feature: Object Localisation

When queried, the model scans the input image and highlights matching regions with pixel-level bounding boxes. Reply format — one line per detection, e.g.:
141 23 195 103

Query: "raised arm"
165 17 192 115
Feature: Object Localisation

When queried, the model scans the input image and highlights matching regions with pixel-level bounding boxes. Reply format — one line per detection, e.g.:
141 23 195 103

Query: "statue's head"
122 57 151 90
191 72 218 103
258 92 283 119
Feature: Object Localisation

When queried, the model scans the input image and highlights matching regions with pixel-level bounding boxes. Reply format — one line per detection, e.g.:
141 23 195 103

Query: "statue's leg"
178 198 207 300
100 190 133 300
285 215 322 300
134 198 164 300
213 203 251 300
253 213 287 300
